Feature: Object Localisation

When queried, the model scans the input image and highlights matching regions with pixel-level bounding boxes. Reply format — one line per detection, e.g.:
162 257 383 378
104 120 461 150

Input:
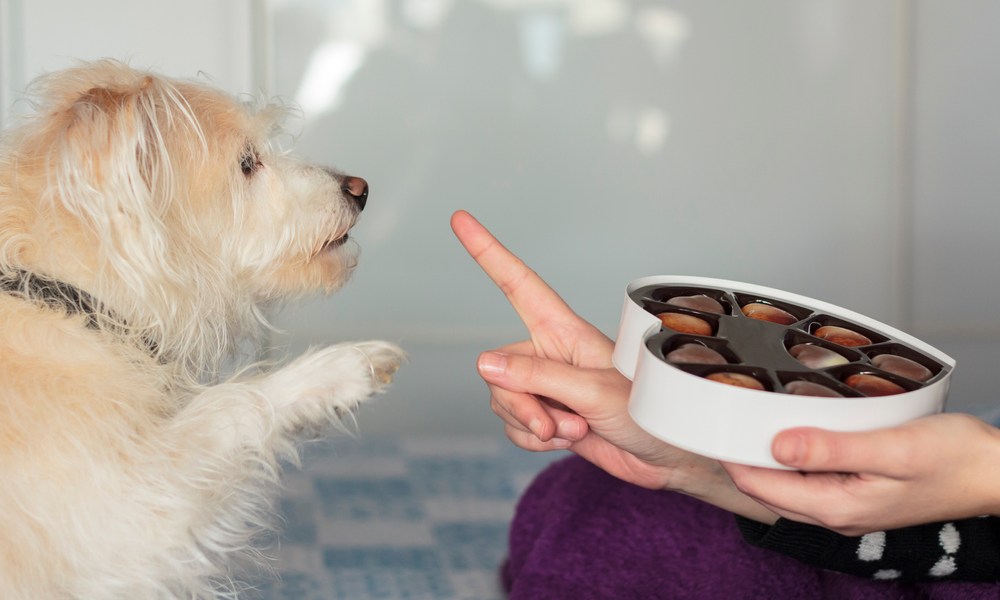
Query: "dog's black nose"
342 176 368 211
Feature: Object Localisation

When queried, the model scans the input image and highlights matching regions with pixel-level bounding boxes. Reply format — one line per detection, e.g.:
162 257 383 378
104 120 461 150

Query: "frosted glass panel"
267 0 901 433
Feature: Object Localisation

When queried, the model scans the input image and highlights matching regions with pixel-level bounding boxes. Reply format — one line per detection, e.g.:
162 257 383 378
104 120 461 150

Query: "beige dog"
0 60 404 599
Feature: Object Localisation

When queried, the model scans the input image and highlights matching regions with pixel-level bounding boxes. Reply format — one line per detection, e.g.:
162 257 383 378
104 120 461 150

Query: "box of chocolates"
612 276 955 469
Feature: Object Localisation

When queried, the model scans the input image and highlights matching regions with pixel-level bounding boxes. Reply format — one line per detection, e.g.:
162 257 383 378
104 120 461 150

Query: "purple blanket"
502 455 999 599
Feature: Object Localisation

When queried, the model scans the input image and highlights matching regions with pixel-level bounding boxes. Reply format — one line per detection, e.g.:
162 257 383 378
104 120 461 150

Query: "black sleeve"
735 515 1000 582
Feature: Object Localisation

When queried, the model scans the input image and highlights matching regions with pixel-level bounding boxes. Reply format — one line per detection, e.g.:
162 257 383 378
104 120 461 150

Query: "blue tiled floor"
246 435 560 600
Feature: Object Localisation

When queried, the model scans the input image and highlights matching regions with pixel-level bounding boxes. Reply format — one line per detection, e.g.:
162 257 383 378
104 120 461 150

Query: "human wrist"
662 456 724 496
980 419 1000 517
666 459 779 524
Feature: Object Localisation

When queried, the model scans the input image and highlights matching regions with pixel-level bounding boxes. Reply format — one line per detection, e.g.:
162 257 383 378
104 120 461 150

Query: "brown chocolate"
667 294 724 315
785 380 844 397
705 372 765 390
815 325 872 347
741 303 797 325
666 343 727 365
657 312 713 336
845 373 905 396
872 354 932 382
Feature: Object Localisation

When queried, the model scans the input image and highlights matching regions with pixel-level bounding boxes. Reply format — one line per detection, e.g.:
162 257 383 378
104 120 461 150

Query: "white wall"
908 2 1000 418
1 0 998 435
0 0 260 122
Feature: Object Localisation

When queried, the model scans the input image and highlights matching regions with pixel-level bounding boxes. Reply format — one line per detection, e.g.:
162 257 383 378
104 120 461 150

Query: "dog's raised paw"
351 340 406 388
262 341 405 425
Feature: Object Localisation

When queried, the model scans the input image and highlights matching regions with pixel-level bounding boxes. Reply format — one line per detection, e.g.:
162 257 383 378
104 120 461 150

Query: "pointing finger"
451 210 580 335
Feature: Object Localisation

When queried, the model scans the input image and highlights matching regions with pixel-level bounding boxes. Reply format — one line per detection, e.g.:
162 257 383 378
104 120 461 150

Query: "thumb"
771 426 907 476
477 351 611 416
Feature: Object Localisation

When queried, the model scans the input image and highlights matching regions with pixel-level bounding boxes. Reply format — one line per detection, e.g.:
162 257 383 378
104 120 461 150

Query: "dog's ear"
60 75 166 197
49 70 199 284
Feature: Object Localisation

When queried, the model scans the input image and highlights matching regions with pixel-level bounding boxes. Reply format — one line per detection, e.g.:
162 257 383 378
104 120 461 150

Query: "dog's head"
0 60 368 366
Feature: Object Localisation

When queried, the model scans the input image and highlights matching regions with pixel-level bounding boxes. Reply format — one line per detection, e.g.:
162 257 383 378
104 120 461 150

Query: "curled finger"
504 423 574 452
488 383 588 442
487 384 552 438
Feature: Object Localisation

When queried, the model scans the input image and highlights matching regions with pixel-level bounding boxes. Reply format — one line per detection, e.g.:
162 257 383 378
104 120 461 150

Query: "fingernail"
773 433 805 465
528 418 544 439
556 419 582 440
478 352 507 377
551 438 572 449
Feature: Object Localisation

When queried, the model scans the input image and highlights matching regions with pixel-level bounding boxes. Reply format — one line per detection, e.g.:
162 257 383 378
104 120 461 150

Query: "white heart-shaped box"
612 276 955 469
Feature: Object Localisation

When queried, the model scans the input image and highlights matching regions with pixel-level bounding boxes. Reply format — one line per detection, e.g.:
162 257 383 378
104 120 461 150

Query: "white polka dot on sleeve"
857 532 886 562
929 523 960 578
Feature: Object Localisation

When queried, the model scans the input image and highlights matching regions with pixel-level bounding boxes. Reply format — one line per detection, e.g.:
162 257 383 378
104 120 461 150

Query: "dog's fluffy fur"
0 60 404 599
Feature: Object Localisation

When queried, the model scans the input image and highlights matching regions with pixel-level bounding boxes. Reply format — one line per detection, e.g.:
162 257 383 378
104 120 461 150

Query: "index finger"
451 210 578 332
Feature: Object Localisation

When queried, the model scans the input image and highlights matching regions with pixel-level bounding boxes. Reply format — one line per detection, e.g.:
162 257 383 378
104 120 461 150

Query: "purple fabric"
502 455 1000 599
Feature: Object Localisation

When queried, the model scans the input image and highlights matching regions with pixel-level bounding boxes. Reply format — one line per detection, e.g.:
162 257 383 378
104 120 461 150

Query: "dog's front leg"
159 341 403 574
172 340 403 456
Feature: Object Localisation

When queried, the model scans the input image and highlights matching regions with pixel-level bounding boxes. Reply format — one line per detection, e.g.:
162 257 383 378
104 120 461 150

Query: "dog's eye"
240 148 261 177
